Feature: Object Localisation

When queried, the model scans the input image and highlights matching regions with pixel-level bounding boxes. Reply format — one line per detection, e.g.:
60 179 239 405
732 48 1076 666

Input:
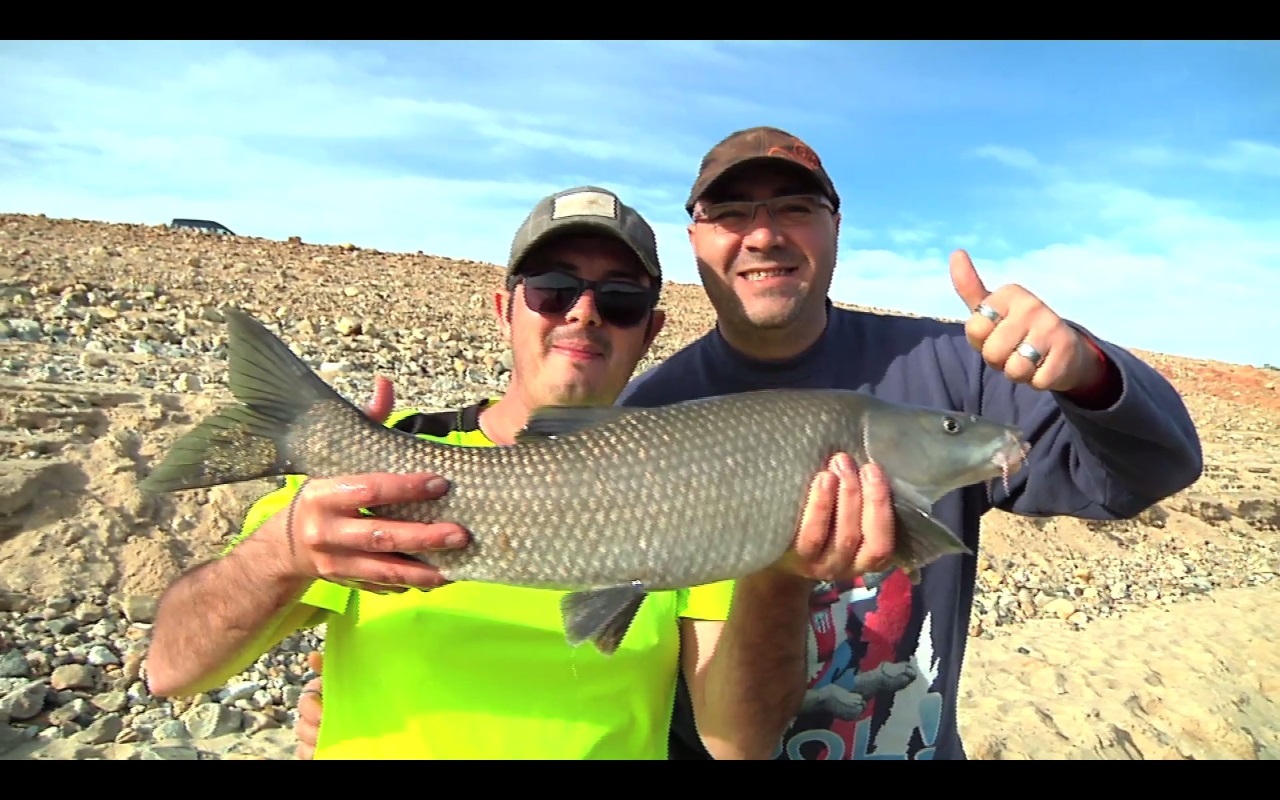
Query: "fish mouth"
991 431 1031 494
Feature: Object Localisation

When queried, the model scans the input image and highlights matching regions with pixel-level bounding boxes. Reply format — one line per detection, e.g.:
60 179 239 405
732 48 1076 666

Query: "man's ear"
644 308 666 349
494 288 513 343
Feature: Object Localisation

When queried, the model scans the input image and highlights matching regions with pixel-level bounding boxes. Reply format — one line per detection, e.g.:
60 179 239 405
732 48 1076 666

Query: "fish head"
861 406 1029 504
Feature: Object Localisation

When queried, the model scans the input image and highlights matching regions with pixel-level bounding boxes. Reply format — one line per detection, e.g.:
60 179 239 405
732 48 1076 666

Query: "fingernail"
426 477 449 494
444 531 468 548
861 463 881 482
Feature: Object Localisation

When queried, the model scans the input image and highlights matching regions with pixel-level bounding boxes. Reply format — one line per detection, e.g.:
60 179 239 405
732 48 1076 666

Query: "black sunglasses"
521 270 657 329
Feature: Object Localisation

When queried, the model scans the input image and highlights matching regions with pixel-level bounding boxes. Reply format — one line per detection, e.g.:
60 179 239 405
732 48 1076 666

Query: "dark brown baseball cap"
685 126 840 214
507 185 662 286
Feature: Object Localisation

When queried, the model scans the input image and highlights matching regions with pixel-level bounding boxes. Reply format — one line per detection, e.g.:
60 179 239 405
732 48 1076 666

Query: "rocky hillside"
0 213 1275 760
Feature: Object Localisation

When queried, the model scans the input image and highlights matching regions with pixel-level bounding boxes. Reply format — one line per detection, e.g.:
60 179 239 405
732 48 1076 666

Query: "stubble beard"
528 329 622 408
708 279 810 332
743 287 808 329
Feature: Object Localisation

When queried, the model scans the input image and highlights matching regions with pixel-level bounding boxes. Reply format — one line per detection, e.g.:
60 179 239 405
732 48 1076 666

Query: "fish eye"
942 416 961 434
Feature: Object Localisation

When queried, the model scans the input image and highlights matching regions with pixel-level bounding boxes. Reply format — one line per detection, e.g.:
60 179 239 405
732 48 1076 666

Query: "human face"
495 234 665 409
688 162 840 340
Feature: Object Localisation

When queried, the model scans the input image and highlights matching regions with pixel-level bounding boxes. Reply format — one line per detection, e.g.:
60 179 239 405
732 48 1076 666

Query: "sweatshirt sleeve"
960 324 1204 520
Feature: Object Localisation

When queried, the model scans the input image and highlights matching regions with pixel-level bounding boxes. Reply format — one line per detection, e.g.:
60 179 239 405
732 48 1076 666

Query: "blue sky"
2 40 1278 367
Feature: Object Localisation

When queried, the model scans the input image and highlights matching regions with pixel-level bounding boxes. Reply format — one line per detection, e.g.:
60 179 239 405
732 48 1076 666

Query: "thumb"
365 375 394 422
949 249 990 311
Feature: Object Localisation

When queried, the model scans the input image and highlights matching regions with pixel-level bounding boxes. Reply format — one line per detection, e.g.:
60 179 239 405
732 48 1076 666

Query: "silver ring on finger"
974 303 1001 324
1015 340 1044 368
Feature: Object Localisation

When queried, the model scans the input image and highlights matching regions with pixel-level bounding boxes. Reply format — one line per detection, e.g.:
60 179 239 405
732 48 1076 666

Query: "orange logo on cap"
768 141 822 171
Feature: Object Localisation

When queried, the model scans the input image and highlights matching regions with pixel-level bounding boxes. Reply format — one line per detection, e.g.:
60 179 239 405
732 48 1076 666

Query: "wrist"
238 520 314 594
1076 335 1108 386
738 568 817 603
1063 333 1120 409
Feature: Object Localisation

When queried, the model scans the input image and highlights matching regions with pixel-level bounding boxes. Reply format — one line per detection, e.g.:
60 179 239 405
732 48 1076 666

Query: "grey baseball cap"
507 186 662 284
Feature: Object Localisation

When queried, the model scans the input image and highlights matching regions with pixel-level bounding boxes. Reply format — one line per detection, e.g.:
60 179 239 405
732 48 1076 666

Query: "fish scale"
138 308 1030 655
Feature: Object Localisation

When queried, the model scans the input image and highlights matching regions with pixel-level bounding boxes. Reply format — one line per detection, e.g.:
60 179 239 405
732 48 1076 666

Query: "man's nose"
740 206 788 250
564 288 603 327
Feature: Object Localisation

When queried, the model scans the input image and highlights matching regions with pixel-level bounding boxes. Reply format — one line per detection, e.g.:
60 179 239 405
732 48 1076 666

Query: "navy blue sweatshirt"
617 300 1202 761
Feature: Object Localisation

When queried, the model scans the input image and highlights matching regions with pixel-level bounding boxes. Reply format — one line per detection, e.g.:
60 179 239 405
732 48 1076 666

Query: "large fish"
139 309 1029 655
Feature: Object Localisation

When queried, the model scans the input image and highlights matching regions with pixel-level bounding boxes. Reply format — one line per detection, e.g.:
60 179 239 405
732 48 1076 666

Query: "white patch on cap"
551 190 618 220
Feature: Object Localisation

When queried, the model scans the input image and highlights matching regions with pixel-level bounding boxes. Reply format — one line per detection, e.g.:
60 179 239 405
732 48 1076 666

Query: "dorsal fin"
516 405 635 442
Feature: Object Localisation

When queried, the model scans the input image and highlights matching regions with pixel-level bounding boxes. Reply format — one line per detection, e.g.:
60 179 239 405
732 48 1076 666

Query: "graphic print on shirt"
773 568 943 760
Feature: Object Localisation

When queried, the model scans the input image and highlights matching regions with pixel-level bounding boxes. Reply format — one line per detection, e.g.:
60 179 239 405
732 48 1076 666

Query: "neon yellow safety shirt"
224 400 736 760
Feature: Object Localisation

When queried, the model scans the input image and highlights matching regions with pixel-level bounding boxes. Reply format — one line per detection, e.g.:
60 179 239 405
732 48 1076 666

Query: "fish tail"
138 308 349 494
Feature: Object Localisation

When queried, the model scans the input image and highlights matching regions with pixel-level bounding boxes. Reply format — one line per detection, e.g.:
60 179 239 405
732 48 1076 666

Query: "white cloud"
970 145 1041 172
1053 139 1280 181
1205 140 1280 178
836 150 1280 367
887 227 936 246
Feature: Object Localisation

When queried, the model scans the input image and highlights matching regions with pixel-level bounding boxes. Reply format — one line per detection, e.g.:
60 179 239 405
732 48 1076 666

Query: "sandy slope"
959 585 1278 760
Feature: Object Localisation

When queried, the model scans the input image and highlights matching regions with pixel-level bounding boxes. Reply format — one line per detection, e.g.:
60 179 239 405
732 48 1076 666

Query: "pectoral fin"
560 582 649 656
892 497 973 571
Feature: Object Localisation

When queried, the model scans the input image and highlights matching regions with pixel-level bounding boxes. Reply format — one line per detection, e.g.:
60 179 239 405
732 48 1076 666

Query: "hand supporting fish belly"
772 453 900 585
137 308 1030 656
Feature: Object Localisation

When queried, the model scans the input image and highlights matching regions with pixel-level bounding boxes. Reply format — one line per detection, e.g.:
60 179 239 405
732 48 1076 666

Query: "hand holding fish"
269 472 468 594
258 376 471 595
772 454 897 583
950 250 1107 393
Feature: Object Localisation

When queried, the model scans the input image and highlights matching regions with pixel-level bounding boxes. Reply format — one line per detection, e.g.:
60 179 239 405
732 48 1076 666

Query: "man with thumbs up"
618 126 1203 761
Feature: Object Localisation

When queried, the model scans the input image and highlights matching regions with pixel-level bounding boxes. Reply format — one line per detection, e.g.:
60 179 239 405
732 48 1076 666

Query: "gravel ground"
0 591 317 760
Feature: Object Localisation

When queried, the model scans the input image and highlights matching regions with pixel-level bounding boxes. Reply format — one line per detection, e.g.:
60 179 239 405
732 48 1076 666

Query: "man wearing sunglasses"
616 126 1202 761
146 184 879 760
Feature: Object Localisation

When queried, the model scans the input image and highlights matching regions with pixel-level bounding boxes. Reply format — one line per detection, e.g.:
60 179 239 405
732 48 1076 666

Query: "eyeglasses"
520 270 657 329
693 194 833 234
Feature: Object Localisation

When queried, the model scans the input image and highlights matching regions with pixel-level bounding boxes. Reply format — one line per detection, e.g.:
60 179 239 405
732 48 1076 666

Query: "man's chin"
737 297 807 329
542 369 614 406
549 349 608 376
